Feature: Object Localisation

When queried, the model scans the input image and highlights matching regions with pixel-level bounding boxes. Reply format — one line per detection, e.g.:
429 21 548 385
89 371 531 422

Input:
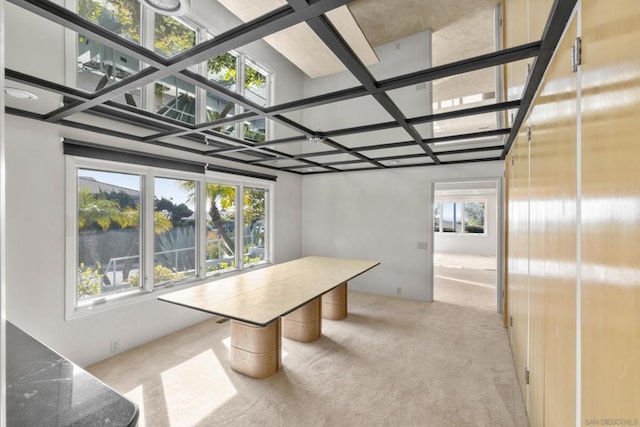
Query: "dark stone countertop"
6 321 139 427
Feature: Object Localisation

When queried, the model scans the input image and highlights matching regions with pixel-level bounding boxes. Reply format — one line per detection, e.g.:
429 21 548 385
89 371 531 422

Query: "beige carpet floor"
89 272 528 427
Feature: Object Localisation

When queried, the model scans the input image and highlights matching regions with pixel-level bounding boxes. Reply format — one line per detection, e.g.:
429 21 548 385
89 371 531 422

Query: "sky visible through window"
79 170 185 203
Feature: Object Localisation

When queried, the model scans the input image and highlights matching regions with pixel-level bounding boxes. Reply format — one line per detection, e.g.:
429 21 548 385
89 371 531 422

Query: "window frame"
65 156 275 320
432 198 488 236
65 0 273 139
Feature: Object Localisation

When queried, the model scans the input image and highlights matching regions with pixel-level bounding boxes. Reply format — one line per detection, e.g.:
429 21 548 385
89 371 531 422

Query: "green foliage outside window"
77 262 103 298
127 265 185 287
79 0 140 42
155 15 195 57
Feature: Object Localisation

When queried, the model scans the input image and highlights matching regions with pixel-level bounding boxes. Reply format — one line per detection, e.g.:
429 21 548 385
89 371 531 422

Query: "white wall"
301 162 503 301
3 2 304 367
1 0 7 419
434 190 498 257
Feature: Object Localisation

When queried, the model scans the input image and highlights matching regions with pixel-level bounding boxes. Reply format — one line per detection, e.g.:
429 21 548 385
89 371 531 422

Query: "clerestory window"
70 0 271 135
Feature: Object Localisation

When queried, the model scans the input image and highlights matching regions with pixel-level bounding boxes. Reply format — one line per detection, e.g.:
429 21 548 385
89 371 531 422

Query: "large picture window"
205 183 237 275
243 187 267 265
153 177 197 285
76 169 143 302
67 158 273 318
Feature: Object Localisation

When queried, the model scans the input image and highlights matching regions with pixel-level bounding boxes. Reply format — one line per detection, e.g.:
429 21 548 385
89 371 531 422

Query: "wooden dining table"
159 256 379 378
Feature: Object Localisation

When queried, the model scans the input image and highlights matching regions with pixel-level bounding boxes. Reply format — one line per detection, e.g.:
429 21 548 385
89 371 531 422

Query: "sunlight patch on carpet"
160 350 236 425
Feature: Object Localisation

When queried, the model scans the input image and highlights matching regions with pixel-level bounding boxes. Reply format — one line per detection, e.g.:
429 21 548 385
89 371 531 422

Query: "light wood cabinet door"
581 0 640 422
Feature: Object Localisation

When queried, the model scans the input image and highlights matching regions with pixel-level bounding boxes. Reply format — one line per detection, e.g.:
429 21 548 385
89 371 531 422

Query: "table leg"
322 282 348 320
230 318 281 379
282 297 321 342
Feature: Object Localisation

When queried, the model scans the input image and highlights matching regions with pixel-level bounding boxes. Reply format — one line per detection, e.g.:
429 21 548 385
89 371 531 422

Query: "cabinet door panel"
581 0 640 421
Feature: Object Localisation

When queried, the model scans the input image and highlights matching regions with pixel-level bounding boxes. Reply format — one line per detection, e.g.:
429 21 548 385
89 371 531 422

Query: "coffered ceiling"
3 0 576 175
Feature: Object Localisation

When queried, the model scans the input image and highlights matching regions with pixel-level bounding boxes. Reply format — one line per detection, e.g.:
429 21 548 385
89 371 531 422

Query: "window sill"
66 262 273 321
435 233 488 237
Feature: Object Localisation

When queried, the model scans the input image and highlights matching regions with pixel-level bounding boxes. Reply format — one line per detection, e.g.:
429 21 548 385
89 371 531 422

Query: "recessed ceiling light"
389 160 400 165
4 87 38 100
138 0 190 16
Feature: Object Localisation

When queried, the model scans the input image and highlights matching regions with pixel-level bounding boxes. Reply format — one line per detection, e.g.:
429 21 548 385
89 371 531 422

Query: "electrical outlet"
397 287 402 295
417 242 428 250
110 339 120 354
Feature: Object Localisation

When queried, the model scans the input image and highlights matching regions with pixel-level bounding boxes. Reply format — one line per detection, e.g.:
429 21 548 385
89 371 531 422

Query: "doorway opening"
432 179 502 312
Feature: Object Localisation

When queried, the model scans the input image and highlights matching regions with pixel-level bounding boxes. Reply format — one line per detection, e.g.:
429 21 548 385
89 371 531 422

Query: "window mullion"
64 0 78 89
237 55 246 141
237 183 244 270
197 178 207 279
143 172 155 291
460 202 467 234
266 187 273 263
196 27 208 125
141 7 155 112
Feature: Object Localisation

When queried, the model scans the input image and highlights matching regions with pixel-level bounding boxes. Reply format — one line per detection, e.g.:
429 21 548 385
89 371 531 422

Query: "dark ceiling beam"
5 106 305 175
7 0 168 68
213 98 521 158
5 68 90 101
318 99 520 137
6 0 562 175
205 135 307 155
6 107 144 142
301 156 503 175
143 75 325 147
432 144 505 156
23 0 353 122
165 0 354 69
365 144 505 164
265 114 383 167
287 0 440 164
407 99 521 126
43 66 160 122
266 115 383 166
91 102 265 151
179 70 263 111
245 146 345 164
501 0 578 158
422 128 510 146
5 107 45 121
377 41 542 93
212 151 339 173
98 102 194 132
264 86 368 115
281 144 506 170
143 111 258 141
193 98 522 158
28 72 304 160
260 42 539 118
4 68 230 145
8 0 528 155
373 91 437 162
353 128 511 153
322 138 386 168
